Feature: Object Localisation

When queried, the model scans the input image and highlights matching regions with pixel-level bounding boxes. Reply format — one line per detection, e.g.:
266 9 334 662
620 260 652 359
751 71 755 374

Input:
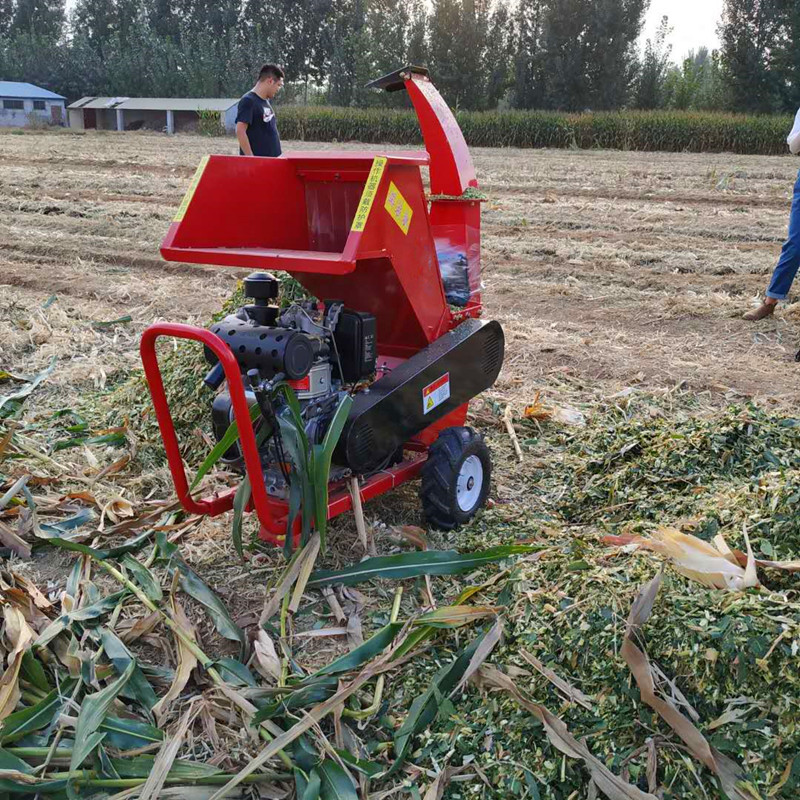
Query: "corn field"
277 106 795 155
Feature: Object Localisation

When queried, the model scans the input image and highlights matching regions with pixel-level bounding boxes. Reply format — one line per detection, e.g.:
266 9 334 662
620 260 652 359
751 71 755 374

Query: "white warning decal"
422 373 450 415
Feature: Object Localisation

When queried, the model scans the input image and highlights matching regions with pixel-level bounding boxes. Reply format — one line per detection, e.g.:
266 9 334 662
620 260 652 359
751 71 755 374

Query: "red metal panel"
170 156 309 251
258 456 427 544
284 151 429 166
298 163 449 352
405 74 477 196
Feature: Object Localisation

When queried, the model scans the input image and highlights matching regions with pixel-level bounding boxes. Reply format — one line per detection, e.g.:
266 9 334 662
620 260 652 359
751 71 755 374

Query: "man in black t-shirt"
236 63 284 157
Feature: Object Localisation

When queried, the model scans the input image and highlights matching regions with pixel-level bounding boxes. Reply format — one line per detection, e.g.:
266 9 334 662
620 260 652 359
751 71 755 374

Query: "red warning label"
422 373 450 415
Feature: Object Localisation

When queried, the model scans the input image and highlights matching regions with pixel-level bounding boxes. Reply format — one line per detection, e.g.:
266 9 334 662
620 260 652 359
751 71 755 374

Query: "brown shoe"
743 302 776 321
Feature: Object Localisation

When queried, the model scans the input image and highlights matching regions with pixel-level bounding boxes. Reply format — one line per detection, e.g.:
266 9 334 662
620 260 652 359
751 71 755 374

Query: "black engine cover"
208 315 317 380
336 318 504 473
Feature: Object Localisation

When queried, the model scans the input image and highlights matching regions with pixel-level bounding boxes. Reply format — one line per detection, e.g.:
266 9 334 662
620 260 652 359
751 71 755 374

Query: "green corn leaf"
311 394 353 553
99 716 164 750
0 355 56 413
230 413 270 559
231 475 251 560
300 767 322 800
277 385 313 546
332 749 382 779
34 591 127 648
311 393 353 553
70 661 135 772
85 431 127 447
20 651 51 694
308 545 540 588
190 402 262 492
319 758 358 800
42 528 156 560
213 658 257 688
65 557 83 599
120 554 163 603
391 626 436 662
414 605 498 628
310 623 403 678
99 629 158 712
285 471 303 557
0 681 77 743
97 743 121 779
109 755 223 779
174 562 245 654
0 775 67 795
0 746 33 773
252 677 339 723
91 315 133 329
37 508 95 539
156 536 245 655
276 413 313 548
389 626 496 775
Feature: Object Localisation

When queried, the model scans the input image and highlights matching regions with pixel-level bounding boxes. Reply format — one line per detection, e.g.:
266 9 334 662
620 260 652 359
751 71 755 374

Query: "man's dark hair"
258 63 284 82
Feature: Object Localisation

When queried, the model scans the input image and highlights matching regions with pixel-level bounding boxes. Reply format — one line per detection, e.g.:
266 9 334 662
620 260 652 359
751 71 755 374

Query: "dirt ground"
2 129 800 797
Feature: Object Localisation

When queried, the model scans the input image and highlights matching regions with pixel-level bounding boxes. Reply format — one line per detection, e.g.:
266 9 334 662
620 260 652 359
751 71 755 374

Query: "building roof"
0 81 65 100
68 97 129 110
68 97 237 112
119 98 237 111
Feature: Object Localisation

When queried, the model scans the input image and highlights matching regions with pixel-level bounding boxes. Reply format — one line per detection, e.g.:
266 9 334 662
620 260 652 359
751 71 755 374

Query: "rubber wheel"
421 426 492 530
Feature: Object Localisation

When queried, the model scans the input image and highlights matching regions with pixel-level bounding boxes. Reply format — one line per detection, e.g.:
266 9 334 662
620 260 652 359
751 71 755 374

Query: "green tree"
719 0 786 113
11 0 65 38
512 0 545 109
541 0 648 111
634 15 672 109
0 0 16 36
72 0 116 55
326 0 365 106
484 0 513 107
407 0 427 67
773 3 800 111
428 0 490 110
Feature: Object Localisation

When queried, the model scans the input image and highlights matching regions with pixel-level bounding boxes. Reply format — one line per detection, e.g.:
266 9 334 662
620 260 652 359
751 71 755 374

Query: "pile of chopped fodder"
544 396 800 561
99 273 308 469
389 395 800 799
407 532 799 799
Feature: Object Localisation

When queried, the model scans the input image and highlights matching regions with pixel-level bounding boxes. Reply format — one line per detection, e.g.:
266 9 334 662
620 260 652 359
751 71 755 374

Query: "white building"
0 81 66 127
67 97 238 134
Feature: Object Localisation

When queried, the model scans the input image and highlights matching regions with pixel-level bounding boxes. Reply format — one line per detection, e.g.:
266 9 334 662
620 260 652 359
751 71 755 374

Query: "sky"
640 0 725 60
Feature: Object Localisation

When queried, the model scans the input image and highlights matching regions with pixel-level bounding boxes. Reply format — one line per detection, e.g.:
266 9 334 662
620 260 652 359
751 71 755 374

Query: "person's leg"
744 171 800 320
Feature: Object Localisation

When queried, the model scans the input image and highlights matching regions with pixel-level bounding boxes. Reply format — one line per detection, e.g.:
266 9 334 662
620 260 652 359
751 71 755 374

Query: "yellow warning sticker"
351 156 387 232
173 154 210 222
384 181 413 235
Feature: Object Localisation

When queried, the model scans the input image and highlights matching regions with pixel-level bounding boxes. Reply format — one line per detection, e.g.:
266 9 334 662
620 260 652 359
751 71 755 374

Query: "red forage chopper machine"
140 67 505 546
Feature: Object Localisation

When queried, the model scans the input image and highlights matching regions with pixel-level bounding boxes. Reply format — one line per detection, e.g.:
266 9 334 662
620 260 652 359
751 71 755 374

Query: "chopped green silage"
378 393 800 799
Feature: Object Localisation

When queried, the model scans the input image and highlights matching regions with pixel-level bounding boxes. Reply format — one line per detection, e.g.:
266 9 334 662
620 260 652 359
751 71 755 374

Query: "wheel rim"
456 455 484 512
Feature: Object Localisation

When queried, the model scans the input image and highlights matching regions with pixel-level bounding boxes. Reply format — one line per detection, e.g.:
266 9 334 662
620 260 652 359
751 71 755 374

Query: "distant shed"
67 97 238 133
0 81 66 127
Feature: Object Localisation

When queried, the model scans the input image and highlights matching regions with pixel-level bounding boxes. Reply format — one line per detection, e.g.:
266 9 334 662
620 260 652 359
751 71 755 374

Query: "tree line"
0 0 798 114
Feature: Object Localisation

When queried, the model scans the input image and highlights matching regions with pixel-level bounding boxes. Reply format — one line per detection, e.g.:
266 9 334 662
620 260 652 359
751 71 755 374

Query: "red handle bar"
140 322 278 531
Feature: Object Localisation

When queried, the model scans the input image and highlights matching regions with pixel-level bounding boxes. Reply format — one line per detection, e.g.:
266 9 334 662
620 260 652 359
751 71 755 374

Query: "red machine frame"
141 68 484 545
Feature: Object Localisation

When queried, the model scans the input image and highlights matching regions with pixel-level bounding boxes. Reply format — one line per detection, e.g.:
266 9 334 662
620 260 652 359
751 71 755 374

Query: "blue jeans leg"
767 171 800 300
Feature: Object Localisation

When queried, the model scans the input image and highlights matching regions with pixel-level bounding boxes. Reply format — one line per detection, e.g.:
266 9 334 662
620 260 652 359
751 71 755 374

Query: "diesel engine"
203 272 376 498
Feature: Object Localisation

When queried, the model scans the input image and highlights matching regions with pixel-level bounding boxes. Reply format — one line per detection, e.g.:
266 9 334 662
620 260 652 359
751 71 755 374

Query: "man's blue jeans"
767 169 800 300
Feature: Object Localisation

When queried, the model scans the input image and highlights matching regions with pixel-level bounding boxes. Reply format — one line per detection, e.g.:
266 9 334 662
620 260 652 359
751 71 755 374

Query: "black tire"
420 426 492 530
